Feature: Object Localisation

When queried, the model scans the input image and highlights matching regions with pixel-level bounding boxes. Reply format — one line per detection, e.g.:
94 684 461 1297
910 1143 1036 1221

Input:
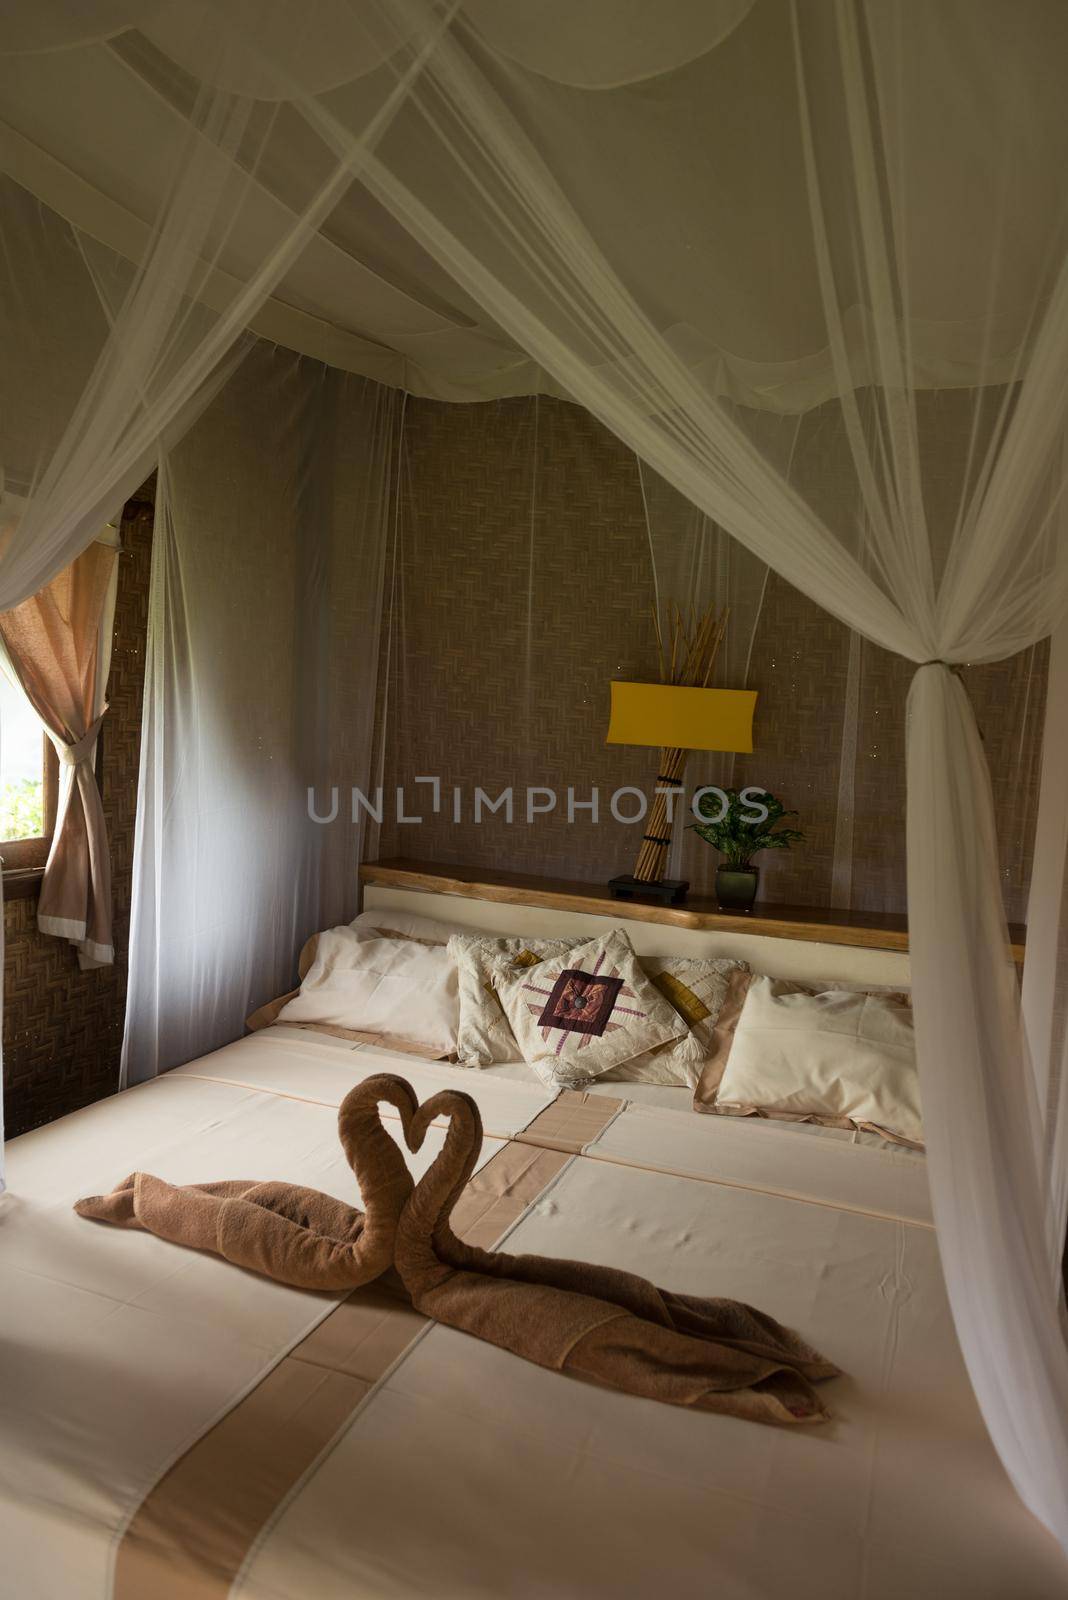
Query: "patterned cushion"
448 934 584 1066
494 929 686 1087
603 955 750 1087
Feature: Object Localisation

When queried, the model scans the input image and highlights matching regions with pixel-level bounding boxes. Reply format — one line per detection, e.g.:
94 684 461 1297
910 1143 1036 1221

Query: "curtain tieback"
918 659 964 675
916 660 983 736
54 708 108 767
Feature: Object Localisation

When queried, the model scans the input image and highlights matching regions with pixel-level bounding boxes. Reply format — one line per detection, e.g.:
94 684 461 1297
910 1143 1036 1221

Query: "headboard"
361 863 914 988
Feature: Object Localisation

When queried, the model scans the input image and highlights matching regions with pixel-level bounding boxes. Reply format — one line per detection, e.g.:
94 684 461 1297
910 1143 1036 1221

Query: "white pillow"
494 929 686 1088
349 908 484 946
712 976 922 1146
278 927 459 1056
449 934 586 1066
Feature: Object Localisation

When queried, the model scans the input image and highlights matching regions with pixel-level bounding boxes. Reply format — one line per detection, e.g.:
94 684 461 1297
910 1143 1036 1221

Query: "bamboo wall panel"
376 395 1047 921
375 396 663 881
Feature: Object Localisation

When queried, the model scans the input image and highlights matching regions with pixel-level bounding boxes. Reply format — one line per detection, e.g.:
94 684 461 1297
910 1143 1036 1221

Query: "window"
0 672 57 874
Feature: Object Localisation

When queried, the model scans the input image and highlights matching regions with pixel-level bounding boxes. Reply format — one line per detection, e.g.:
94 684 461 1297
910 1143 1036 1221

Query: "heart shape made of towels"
76 1073 840 1423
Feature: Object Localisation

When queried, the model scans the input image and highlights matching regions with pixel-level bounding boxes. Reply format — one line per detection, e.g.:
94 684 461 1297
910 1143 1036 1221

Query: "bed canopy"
3 0 1068 1558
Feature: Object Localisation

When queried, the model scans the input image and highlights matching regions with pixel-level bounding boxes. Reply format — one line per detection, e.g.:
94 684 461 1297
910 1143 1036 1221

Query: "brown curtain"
0 540 118 967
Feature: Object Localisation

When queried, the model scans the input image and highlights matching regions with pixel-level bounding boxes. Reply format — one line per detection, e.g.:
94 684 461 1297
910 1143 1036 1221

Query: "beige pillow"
245 920 455 1037
244 933 330 1032
277 927 459 1057
495 929 686 1088
246 925 456 1040
349 908 480 946
449 934 585 1066
604 955 749 1087
698 975 922 1147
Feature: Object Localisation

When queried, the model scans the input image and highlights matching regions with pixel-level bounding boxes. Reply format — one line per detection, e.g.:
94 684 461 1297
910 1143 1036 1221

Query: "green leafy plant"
0 776 44 841
689 788 803 870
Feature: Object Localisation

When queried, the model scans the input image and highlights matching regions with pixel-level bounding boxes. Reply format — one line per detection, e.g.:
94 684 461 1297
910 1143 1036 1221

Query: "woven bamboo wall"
3 497 152 1138
375 396 661 879
376 395 1047 919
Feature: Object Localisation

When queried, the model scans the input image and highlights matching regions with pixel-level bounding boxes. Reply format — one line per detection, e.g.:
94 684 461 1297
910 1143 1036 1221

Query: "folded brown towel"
74 1074 419 1291
77 1071 839 1422
395 1087 840 1425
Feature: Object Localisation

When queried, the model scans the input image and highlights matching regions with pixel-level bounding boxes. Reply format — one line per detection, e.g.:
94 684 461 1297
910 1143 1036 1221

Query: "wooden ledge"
1 865 44 900
360 858 1027 960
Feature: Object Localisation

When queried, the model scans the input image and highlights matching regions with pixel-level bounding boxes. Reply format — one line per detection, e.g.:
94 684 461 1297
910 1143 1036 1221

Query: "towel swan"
395 1086 840 1425
77 1072 839 1423
75 1073 419 1291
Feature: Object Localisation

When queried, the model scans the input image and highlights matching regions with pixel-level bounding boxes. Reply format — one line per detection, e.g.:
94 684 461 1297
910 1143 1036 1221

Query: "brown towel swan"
395 1086 840 1425
74 1074 419 1291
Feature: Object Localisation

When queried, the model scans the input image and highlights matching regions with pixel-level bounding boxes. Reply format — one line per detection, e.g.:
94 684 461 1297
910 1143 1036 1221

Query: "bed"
1 888 1064 1599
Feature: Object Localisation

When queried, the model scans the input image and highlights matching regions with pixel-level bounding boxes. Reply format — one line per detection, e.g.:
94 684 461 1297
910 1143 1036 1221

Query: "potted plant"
689 788 804 912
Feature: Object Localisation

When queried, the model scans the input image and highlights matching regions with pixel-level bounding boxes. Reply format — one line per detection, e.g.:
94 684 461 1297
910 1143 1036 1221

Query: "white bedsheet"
1 1028 1062 1599
236 1143 1063 1600
0 1052 507 1600
171 1027 558 1135
585 1100 933 1227
485 1054 927 1154
483 1056 695 1109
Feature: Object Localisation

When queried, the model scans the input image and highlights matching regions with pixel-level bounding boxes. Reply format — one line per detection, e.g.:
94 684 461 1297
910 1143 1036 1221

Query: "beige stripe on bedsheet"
112 1106 615 1599
516 1087 624 1153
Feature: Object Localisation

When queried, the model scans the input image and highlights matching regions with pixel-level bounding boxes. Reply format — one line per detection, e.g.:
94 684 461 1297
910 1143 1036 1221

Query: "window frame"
1 731 59 879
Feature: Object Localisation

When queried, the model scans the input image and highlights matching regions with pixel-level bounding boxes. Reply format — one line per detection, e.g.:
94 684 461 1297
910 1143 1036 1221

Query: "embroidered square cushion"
494 929 686 1087
449 934 585 1066
603 955 750 1087
697 975 922 1147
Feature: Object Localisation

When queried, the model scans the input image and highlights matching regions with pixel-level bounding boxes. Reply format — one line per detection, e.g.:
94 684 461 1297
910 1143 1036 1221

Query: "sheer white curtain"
637 464 770 885
1024 621 1068 1271
0 1 445 1181
5 0 1068 1547
0 5 439 612
121 342 400 1084
302 0 1068 1548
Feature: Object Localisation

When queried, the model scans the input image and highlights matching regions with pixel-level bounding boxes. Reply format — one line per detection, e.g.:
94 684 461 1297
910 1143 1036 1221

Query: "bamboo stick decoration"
632 602 728 883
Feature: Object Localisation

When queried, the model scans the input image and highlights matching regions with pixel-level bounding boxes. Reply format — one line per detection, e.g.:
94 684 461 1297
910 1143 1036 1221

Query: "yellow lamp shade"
606 682 757 753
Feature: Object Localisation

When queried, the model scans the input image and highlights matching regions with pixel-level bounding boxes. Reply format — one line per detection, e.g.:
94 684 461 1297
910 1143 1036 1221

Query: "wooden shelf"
1 865 44 900
360 858 1027 961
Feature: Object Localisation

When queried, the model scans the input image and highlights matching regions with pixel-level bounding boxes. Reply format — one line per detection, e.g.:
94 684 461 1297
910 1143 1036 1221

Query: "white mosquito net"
120 344 399 1084
373 393 1045 919
3 0 1068 1556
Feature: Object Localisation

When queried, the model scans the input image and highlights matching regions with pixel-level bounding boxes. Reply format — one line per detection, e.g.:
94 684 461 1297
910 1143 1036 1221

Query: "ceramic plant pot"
715 865 758 912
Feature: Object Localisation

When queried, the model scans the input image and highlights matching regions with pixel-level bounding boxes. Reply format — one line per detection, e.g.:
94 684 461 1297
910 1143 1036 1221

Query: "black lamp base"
608 874 689 906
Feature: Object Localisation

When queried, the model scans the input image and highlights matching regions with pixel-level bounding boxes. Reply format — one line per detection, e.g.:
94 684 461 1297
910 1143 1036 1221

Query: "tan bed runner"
112 1099 612 1599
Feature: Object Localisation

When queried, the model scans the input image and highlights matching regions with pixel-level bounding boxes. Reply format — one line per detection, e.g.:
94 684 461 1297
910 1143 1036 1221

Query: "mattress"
1 1026 1063 1599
